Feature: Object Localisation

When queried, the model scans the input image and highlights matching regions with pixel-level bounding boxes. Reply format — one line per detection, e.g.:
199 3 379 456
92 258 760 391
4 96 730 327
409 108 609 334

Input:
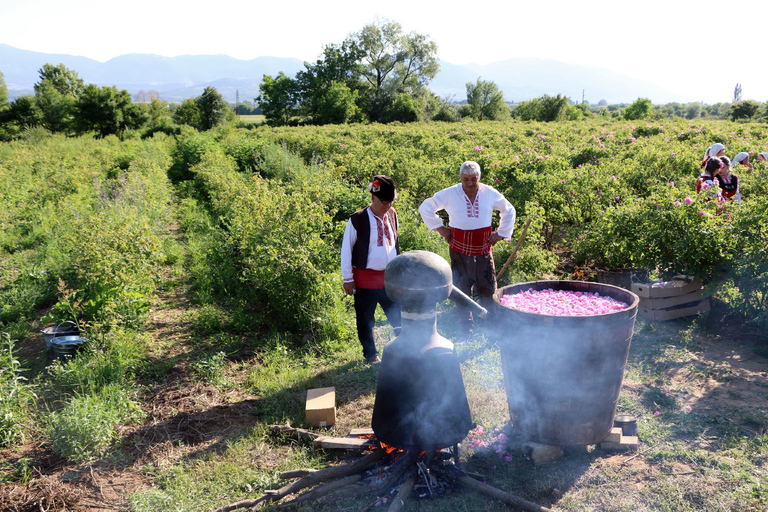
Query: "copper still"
371 250 486 451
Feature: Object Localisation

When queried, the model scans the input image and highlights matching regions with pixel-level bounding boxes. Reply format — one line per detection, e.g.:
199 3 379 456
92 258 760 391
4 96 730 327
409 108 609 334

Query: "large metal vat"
494 280 639 446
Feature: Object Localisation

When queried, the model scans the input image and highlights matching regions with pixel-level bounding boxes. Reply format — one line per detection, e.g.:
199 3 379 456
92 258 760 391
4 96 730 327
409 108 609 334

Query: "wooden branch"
213 449 385 512
457 475 555 512
387 475 416 512
496 218 532 281
268 423 320 442
210 496 270 512
276 474 363 509
622 442 661 465
279 469 318 480
373 452 416 493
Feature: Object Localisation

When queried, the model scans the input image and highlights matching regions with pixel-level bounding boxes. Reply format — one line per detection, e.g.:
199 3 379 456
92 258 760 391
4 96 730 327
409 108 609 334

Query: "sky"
2 0 767 104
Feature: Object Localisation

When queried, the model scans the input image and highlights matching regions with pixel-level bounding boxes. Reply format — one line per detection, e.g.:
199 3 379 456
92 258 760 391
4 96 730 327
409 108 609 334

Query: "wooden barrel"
493 280 639 446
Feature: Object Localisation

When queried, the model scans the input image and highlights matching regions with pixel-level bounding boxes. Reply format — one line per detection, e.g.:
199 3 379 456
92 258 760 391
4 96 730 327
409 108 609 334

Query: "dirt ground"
2 303 767 512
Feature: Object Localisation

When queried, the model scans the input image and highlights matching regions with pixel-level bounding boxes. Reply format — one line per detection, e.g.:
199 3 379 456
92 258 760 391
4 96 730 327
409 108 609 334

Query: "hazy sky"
2 0 767 104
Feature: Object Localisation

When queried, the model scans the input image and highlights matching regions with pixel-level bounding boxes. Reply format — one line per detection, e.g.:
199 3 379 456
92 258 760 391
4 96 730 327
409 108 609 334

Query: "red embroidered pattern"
375 215 392 246
465 196 479 218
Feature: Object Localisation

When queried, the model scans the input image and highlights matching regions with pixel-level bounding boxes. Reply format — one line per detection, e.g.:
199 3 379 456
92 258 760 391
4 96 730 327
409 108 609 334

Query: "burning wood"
214 426 556 512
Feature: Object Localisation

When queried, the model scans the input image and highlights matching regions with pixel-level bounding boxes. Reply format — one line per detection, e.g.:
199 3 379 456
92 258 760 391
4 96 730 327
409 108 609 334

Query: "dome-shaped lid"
385 251 452 307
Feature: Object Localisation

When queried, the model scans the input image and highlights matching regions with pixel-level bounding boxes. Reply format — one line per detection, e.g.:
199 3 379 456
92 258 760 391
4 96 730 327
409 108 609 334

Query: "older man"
341 175 401 365
419 161 516 334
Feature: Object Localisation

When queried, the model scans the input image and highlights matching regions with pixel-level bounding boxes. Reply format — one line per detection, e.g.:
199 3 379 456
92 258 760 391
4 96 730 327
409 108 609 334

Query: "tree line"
2 18 768 140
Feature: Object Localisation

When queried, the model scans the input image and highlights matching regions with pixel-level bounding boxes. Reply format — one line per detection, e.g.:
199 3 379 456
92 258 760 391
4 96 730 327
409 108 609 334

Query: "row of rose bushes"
236 118 767 327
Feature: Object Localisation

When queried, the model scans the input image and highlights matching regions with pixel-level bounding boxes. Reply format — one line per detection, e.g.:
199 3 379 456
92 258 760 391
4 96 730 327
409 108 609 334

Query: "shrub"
46 383 145 463
0 333 35 447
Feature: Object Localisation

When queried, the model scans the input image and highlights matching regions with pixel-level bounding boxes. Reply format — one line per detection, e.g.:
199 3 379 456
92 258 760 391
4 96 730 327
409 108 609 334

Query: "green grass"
237 114 265 124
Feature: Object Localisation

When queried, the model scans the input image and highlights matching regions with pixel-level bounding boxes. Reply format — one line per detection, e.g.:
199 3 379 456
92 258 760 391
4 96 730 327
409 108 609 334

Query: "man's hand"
436 226 452 243
343 282 356 296
488 231 506 245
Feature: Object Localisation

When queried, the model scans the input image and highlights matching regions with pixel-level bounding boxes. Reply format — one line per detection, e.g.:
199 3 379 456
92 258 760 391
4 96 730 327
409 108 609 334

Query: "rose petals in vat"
499 288 629 316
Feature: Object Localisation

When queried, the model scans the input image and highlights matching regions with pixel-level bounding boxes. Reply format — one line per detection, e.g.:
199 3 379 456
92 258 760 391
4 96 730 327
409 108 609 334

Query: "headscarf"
708 144 725 157
701 143 726 168
732 152 749 166
759 152 768 162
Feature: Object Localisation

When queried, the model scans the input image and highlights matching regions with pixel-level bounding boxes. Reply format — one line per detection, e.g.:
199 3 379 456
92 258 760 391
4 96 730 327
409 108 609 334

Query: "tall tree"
294 41 364 124
349 18 439 121
257 72 299 126
173 98 201 128
34 63 85 97
75 84 147 137
195 87 230 130
0 71 7 110
32 64 84 133
728 100 760 121
623 98 653 120
466 77 507 121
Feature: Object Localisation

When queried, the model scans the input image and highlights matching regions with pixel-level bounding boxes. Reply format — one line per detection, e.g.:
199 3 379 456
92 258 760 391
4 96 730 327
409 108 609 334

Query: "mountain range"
1 44 688 105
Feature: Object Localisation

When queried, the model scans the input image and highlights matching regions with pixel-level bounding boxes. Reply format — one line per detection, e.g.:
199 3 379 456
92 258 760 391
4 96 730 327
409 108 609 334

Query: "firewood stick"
212 449 385 512
276 474 363 508
268 423 321 442
373 452 416 492
279 469 318 480
457 475 555 512
387 474 416 512
496 218 532 281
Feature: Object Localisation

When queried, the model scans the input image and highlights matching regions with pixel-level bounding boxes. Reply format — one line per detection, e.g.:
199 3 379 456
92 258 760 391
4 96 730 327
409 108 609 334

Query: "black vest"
350 207 400 269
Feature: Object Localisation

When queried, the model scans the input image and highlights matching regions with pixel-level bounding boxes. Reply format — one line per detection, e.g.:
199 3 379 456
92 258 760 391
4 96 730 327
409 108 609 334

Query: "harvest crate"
632 276 709 321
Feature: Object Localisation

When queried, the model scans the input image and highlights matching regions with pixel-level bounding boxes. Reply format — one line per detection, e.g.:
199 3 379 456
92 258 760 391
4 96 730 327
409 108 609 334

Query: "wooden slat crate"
632 276 709 321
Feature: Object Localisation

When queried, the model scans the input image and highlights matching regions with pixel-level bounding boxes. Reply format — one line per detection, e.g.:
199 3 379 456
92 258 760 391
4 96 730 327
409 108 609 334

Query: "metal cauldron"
371 251 486 451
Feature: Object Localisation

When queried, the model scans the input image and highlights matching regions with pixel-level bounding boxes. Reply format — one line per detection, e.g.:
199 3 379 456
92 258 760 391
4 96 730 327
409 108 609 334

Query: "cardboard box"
306 387 336 427
631 276 703 299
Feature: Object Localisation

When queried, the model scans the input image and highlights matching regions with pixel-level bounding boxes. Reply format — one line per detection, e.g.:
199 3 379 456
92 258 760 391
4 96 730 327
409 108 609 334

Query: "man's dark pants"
354 287 401 359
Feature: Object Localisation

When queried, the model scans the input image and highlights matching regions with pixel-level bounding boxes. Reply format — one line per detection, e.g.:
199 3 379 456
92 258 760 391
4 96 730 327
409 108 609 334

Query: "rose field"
1 118 767 511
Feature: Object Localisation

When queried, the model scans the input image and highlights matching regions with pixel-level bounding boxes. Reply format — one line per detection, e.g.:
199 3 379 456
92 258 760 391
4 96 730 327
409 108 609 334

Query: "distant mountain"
1 44 688 104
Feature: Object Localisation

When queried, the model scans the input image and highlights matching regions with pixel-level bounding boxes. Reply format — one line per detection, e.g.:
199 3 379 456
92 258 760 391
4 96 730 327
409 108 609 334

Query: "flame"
379 442 403 455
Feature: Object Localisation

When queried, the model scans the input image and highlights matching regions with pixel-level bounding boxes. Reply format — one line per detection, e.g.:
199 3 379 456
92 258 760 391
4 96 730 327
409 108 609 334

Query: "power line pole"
236 89 240 119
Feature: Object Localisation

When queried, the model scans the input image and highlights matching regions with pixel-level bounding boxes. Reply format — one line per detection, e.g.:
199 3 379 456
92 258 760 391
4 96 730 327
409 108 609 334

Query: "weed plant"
0 333 35 446
46 383 146 463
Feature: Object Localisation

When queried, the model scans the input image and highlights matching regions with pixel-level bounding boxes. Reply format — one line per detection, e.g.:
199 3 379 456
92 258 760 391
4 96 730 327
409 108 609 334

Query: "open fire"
213 427 554 512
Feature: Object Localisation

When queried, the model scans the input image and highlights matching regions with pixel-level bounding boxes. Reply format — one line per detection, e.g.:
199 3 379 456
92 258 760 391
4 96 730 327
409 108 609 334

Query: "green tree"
685 103 702 119
512 94 569 122
32 64 85 133
173 98 201 128
350 18 439 121
35 81 75 133
623 97 653 120
538 94 569 122
382 92 419 123
314 81 360 124
0 71 7 109
294 41 364 124
728 100 761 121
431 95 459 122
75 84 147 137
196 87 230 130
3 95 42 129
257 72 299 126
34 63 85 96
465 77 507 121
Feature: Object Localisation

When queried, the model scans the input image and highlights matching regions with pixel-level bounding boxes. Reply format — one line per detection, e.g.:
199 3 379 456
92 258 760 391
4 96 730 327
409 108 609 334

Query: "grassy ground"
3 245 768 512
237 114 265 124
